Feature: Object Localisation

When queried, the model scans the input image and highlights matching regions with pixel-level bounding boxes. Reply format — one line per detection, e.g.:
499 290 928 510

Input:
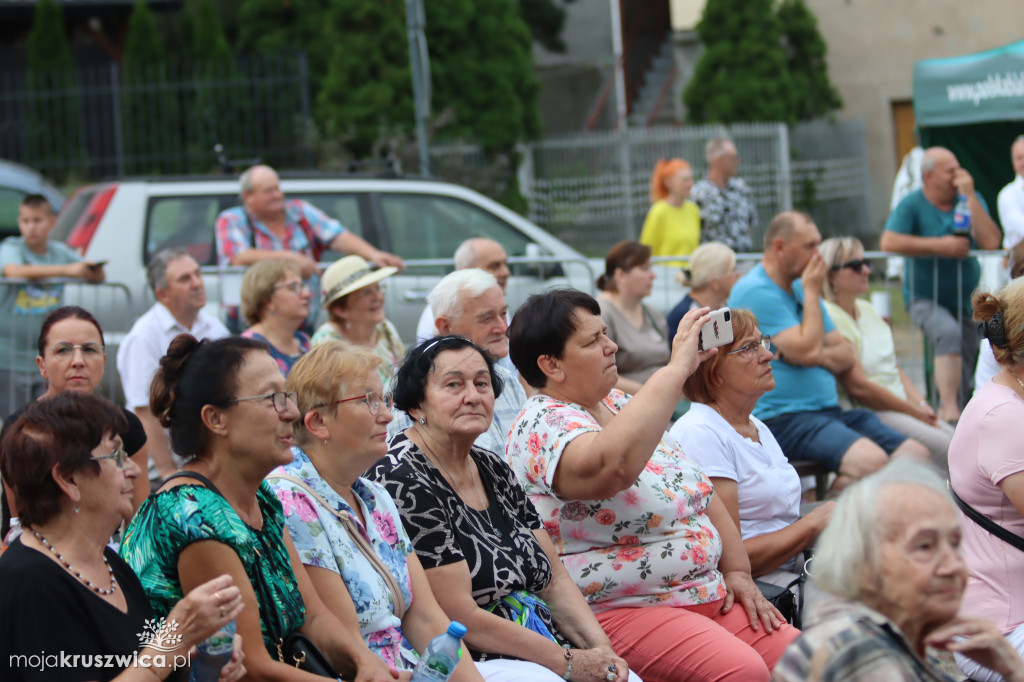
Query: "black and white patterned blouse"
370 434 568 657
690 176 758 252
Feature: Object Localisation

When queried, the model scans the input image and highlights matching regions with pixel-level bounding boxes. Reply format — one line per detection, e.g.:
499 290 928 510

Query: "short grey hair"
239 164 275 197
453 238 500 271
819 236 864 302
705 137 734 164
685 242 736 290
147 248 191 293
811 459 951 601
428 268 499 321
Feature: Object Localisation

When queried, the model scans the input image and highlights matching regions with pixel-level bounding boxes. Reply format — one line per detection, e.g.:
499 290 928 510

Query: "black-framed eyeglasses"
830 258 870 273
227 391 297 414
725 336 775 359
91 447 128 469
317 391 393 416
274 281 307 295
51 342 105 358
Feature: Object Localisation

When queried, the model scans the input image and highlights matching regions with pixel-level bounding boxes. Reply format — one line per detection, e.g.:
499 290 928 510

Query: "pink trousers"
596 602 800 682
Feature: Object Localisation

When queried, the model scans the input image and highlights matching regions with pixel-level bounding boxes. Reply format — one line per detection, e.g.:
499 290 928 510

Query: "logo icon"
138 618 183 652
712 320 720 339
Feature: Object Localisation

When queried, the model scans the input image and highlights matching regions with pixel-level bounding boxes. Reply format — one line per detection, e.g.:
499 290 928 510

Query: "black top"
371 434 568 659
0 537 155 682
1 403 146 537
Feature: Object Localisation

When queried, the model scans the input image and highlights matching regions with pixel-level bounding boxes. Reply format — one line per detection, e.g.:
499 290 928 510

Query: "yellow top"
639 200 701 266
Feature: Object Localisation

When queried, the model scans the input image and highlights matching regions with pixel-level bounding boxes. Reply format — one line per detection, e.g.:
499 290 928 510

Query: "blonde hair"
649 158 690 203
973 277 1024 369
680 242 736 289
286 341 384 447
240 259 303 325
819 236 864 302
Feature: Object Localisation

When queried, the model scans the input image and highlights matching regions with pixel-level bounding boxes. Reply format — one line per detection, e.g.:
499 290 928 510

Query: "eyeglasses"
317 391 394 416
725 336 775 359
50 342 104 358
274 281 307 295
91 447 128 469
227 390 297 413
830 258 870 274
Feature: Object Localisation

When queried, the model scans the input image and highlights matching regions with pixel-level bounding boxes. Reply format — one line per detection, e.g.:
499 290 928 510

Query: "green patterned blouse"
120 481 306 656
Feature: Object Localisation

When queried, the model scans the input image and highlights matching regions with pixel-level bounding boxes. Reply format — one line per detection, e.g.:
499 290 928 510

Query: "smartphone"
86 260 108 268
699 307 734 351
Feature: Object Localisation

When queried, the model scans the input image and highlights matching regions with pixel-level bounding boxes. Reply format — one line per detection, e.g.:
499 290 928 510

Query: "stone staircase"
627 37 677 128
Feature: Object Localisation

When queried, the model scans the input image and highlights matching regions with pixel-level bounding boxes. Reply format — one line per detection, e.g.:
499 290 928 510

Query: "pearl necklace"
34 531 118 596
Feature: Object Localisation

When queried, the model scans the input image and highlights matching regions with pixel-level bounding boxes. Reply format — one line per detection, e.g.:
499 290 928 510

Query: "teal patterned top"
120 481 306 656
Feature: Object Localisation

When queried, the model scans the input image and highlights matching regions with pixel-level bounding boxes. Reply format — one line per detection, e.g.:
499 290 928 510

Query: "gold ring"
214 591 222 603
219 605 226 617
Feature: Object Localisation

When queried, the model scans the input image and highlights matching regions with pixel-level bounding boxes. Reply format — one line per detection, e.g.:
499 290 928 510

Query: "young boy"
0 194 105 414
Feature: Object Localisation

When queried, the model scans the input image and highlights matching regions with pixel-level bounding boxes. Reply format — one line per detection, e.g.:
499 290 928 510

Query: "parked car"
51 174 597 341
0 159 64 241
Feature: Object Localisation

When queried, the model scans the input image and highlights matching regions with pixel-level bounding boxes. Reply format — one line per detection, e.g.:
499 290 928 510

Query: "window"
0 187 25 240
380 194 530 262
145 196 230 265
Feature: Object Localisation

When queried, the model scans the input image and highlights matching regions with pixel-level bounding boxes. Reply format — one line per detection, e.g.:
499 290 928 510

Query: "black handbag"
278 633 341 678
754 579 798 628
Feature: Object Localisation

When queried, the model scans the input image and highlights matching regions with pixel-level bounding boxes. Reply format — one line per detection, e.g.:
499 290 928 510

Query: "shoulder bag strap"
266 472 407 619
949 482 1024 553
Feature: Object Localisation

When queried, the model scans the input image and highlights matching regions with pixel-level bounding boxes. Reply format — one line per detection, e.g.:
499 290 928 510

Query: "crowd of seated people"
8 179 1024 682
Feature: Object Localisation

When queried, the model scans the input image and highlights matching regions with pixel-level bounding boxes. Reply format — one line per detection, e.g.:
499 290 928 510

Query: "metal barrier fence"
0 54 312 181
0 280 133 414
519 120 871 255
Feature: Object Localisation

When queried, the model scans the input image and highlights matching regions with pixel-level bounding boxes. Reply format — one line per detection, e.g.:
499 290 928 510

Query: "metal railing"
0 280 133 413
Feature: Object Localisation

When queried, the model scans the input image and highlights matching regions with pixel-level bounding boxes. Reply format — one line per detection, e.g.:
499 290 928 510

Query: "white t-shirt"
670 402 801 540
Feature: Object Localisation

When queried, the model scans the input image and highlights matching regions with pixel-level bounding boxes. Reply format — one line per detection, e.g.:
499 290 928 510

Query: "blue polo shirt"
728 263 838 421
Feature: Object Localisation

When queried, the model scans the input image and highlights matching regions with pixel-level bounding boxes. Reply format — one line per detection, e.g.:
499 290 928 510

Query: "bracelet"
562 646 574 681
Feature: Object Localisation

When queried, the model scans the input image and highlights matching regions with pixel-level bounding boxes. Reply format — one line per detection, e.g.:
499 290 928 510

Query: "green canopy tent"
913 39 1024 230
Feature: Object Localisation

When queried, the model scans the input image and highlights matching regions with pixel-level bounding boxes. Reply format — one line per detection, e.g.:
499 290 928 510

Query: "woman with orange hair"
639 158 701 264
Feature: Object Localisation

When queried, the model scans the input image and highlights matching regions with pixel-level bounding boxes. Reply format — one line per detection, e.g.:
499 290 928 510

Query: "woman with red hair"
639 158 700 264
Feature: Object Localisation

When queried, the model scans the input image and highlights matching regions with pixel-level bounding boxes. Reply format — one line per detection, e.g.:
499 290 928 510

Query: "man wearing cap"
117 248 229 482
215 164 404 329
389 268 526 454
312 255 404 384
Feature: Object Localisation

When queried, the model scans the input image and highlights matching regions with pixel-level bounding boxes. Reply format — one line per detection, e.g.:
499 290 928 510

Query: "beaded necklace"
34 531 118 596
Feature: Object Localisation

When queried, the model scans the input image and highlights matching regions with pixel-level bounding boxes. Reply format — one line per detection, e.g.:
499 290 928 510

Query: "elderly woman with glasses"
120 335 407 681
506 291 798 682
0 392 246 682
267 342 482 680
240 259 312 376
774 459 1024 682
669 309 834 619
819 237 953 467
372 336 639 682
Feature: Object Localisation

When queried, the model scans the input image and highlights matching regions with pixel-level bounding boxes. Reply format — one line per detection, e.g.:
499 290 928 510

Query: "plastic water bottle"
411 621 466 681
189 619 236 681
953 194 971 233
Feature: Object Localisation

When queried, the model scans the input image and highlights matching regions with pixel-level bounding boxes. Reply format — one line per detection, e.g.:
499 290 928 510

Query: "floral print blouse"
267 447 418 670
506 390 726 612
241 329 311 377
120 482 306 657
310 319 405 386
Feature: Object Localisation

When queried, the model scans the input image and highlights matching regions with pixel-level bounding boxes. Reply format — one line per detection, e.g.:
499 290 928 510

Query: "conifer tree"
778 0 842 121
122 0 173 173
683 0 795 124
26 0 81 178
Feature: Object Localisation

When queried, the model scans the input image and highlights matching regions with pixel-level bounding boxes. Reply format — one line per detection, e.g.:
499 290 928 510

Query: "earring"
323 439 329 448
418 416 426 426
74 505 80 515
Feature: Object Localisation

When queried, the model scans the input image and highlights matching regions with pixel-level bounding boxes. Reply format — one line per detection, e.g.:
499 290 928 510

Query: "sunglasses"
830 258 870 274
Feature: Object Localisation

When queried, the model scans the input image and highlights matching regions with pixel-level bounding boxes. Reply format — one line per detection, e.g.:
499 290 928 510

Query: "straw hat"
321 255 397 308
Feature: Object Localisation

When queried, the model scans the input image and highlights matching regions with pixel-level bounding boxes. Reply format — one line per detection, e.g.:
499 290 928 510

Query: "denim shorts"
764 407 909 471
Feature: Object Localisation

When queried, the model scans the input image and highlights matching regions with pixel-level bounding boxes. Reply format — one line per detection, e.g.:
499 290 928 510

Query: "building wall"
800 1 1020 230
